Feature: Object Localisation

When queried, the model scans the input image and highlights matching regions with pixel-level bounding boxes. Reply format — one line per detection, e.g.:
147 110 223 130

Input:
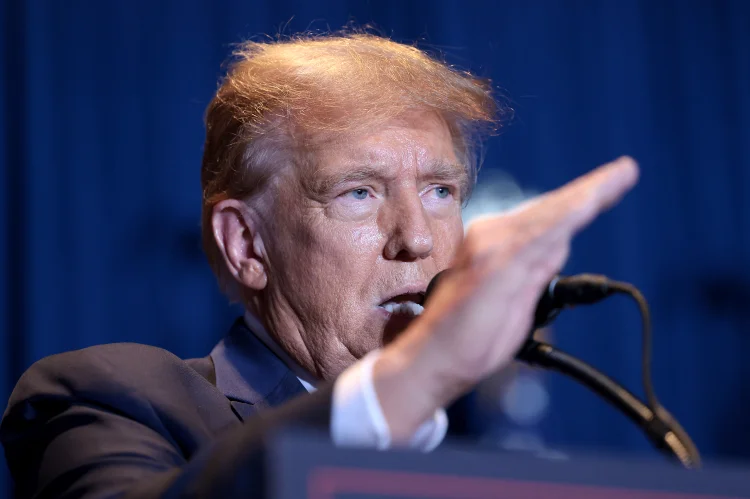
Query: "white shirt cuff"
330 349 448 452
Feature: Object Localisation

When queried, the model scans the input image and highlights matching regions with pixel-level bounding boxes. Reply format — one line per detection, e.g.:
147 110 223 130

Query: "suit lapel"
229 400 256 421
210 319 307 422
228 371 308 421
265 370 308 407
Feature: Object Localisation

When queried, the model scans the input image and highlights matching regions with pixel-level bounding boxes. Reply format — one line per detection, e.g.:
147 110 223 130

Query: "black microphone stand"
425 269 701 468
516 339 700 469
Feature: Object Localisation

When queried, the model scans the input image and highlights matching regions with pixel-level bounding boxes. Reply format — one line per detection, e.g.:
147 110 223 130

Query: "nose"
382 192 434 261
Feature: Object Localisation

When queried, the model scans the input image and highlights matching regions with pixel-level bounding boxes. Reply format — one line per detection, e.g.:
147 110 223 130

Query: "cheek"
434 215 464 264
319 223 385 267
285 212 384 278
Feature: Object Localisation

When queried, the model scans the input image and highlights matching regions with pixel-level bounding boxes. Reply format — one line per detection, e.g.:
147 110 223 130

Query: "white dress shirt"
244 312 447 451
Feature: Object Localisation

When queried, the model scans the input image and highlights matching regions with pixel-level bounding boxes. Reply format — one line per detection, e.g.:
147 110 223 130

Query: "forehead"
298 111 463 185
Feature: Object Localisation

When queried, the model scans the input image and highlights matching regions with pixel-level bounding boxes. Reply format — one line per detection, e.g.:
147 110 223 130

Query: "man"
1 33 638 497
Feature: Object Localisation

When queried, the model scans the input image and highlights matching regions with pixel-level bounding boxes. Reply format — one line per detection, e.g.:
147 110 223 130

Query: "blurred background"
1 0 749 494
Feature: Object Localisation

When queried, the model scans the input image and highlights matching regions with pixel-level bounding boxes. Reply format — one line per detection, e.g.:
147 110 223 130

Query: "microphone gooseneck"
517 340 699 468
424 270 701 469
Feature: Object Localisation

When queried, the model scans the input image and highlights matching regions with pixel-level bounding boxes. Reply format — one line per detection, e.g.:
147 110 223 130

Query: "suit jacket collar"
209 318 306 418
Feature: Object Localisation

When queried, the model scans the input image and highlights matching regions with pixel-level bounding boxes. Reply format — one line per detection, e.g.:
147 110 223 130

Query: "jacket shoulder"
2 343 225 435
10 343 187 399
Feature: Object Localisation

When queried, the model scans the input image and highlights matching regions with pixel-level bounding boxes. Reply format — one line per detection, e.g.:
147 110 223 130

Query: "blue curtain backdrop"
2 0 749 493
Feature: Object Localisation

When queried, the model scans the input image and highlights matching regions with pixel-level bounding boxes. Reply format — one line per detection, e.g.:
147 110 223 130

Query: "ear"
211 199 268 291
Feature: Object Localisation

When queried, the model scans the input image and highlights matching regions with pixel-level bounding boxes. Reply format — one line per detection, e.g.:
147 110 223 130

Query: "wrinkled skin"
212 111 466 380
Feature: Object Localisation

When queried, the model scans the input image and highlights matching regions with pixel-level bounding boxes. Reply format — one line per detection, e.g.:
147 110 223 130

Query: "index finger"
543 156 640 234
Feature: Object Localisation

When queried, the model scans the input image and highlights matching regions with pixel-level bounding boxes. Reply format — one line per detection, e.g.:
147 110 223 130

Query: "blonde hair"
201 32 502 297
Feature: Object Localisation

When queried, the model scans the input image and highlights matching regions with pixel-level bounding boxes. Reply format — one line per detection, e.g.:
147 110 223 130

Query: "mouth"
377 291 426 318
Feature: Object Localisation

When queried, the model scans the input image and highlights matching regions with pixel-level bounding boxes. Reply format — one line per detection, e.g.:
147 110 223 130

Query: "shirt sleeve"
330 349 448 452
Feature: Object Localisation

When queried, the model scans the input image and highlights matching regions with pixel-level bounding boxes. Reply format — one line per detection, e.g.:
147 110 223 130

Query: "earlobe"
212 199 268 291
240 258 268 290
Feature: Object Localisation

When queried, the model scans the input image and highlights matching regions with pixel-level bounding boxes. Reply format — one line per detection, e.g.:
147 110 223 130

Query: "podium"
265 429 750 499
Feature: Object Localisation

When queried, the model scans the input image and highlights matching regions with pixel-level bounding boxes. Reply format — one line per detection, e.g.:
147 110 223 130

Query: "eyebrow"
424 160 471 198
312 165 389 195
308 160 470 199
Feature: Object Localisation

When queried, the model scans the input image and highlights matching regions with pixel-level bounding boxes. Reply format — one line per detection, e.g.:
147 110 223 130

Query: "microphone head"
534 287 562 328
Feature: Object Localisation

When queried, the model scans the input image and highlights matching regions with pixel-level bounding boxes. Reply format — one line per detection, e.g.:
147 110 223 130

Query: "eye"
434 186 451 199
348 188 369 200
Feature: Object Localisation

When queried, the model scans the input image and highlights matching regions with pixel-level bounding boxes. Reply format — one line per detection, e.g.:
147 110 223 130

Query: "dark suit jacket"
0 319 330 498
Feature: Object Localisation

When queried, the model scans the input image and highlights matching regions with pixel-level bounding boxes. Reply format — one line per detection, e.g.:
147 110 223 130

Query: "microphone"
425 270 617 329
424 268 702 468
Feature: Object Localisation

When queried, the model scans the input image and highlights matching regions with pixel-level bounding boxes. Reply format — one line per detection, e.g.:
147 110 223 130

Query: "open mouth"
377 292 425 317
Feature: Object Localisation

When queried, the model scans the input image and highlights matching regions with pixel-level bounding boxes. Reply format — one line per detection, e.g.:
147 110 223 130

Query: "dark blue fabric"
2 0 749 494
0 329 332 498
210 318 306 409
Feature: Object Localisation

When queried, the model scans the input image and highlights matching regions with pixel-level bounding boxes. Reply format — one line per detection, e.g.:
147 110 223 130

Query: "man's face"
257 111 466 379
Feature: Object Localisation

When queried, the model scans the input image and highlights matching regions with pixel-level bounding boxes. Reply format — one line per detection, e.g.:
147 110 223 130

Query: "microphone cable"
608 279 701 468
521 275 701 468
425 269 701 467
